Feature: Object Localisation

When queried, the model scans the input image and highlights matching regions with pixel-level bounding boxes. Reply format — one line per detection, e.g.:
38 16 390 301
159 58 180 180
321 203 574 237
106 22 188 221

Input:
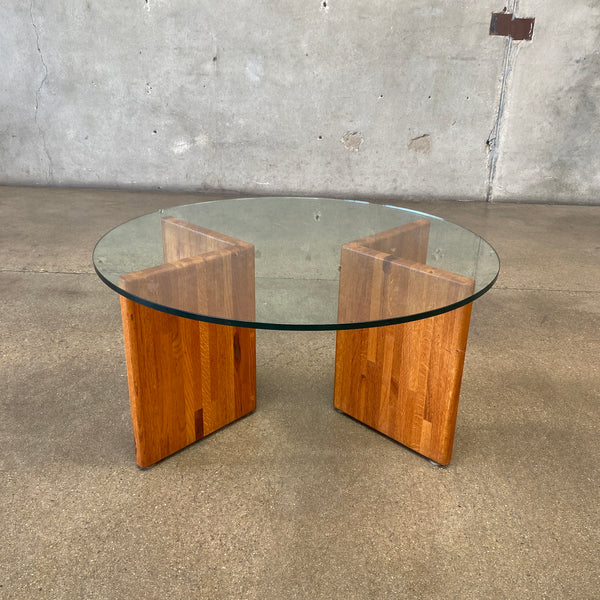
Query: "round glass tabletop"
93 197 499 330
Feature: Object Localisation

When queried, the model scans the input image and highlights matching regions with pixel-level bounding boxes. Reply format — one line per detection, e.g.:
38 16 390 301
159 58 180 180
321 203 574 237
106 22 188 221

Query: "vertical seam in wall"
30 0 53 179
486 38 513 202
486 0 519 202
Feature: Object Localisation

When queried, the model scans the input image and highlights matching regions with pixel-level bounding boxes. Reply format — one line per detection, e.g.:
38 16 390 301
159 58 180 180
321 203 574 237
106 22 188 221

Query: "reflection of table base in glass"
118 216 474 468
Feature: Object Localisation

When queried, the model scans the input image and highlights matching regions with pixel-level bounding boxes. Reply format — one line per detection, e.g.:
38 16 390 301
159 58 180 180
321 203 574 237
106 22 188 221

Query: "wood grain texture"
118 218 256 467
334 220 475 465
162 216 253 261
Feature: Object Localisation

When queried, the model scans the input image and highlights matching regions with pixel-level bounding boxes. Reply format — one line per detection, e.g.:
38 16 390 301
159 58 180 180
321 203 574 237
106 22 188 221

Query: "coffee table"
93 197 499 467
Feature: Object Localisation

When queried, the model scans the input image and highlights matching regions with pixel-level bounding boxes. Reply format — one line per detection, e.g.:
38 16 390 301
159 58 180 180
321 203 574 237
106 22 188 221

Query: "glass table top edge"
93 196 500 330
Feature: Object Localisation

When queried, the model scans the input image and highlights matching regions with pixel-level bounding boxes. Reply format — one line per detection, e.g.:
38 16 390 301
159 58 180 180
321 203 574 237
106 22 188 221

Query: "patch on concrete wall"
341 131 363 152
172 139 192 155
408 134 431 154
245 57 264 83
414 7 444 17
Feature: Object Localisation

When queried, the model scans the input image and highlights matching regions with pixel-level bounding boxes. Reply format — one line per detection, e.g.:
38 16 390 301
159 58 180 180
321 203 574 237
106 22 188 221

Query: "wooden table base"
119 218 256 467
120 300 255 468
334 220 475 465
334 305 472 465
115 217 477 467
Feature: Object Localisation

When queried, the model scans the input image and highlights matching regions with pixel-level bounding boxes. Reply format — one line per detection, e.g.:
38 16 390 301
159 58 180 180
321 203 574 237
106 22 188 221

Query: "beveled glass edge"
92 197 501 331
94 261 499 330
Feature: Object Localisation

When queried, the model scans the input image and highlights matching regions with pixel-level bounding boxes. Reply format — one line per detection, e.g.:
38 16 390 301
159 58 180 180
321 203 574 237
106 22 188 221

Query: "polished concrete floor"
1 186 598 599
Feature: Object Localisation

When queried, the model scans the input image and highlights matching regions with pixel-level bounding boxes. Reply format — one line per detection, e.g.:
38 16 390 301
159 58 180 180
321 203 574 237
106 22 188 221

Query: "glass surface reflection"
93 197 499 330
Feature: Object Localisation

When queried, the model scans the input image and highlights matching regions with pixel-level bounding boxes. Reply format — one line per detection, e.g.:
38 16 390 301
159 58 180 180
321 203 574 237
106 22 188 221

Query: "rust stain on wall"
490 12 535 41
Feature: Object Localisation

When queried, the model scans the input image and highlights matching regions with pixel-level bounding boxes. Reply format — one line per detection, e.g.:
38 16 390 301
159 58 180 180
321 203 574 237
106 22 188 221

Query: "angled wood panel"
119 218 256 468
334 220 475 465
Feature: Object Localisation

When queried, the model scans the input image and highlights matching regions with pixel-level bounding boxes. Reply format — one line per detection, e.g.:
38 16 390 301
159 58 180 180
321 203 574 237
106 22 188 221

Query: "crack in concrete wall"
486 39 515 201
30 0 52 178
486 0 521 202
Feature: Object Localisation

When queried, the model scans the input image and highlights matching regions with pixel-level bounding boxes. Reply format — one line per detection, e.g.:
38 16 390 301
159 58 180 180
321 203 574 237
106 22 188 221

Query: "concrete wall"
1 0 599 203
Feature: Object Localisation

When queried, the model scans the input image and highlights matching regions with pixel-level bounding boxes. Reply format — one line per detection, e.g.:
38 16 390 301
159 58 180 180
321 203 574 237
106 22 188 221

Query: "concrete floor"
1 186 598 599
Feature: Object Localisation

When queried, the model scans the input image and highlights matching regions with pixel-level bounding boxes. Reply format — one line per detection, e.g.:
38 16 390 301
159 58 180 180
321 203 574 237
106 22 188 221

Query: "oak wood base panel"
334 221 475 465
121 299 256 468
334 306 472 465
119 218 256 467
